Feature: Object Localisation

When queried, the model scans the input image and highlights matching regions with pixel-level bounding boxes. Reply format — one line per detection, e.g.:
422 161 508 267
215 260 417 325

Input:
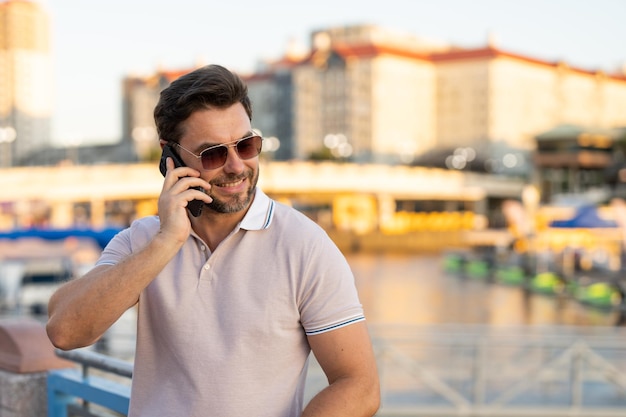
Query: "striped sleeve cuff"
305 316 366 336
94 261 117 266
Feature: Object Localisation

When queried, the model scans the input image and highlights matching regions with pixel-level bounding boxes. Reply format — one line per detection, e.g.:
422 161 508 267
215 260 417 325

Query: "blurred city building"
4 16 626 182
534 124 626 203
287 25 445 163
4 14 622 172
121 24 626 170
121 67 191 162
0 0 52 167
245 61 296 162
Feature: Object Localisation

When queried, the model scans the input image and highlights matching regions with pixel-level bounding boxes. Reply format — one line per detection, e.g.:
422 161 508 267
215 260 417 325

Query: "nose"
221 144 245 174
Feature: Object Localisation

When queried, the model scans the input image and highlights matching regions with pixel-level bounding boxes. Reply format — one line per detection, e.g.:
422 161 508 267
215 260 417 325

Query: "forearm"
301 376 379 417
47 231 182 349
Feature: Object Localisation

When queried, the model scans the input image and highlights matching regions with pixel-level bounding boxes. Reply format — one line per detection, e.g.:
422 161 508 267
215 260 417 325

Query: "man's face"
177 103 259 215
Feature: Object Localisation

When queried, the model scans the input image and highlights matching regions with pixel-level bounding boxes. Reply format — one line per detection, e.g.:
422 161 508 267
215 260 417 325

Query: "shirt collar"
239 188 275 231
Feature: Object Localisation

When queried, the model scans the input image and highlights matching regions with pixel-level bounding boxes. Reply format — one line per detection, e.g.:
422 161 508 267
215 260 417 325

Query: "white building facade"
0 0 52 166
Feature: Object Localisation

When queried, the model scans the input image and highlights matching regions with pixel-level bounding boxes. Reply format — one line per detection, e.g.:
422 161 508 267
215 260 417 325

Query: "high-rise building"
0 0 52 167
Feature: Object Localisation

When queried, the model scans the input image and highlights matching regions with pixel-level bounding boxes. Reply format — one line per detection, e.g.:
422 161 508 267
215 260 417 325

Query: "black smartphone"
159 144 204 217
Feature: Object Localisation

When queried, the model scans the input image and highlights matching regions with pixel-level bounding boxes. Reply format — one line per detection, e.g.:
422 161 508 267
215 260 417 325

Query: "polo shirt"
96 188 365 417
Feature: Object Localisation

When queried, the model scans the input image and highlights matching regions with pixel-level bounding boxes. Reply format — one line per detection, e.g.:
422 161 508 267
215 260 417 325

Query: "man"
47 64 380 417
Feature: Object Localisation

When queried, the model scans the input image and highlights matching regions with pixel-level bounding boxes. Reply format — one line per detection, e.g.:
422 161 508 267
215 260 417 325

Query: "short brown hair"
154 64 252 143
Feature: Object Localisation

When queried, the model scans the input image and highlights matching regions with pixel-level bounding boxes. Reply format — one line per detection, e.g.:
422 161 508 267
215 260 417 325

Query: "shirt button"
200 245 206 251
204 264 211 270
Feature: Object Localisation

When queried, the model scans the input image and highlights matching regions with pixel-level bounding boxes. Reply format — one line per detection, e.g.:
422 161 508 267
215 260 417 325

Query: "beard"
204 167 259 214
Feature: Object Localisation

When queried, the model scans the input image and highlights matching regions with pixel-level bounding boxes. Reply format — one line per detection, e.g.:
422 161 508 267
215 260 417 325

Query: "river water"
349 252 624 327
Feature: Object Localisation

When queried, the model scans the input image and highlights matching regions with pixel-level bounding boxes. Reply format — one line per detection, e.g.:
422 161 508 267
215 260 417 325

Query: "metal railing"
368 324 626 416
47 348 132 417
47 325 626 417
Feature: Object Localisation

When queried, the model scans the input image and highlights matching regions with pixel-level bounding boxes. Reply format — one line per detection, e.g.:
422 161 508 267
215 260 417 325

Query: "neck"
190 208 247 252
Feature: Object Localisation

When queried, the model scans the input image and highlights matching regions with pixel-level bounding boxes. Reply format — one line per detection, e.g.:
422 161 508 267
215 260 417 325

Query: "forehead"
180 103 251 145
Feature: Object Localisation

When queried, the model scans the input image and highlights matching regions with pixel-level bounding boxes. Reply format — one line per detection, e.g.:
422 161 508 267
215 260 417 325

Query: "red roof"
159 68 194 83
430 46 626 81
279 41 626 83
333 43 431 61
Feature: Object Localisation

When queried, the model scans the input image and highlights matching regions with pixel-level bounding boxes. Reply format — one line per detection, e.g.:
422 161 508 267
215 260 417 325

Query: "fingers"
165 155 175 172
164 156 199 181
162 158 213 205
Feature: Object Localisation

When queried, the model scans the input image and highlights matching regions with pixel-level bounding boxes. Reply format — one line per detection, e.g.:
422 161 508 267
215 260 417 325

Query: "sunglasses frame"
173 134 263 170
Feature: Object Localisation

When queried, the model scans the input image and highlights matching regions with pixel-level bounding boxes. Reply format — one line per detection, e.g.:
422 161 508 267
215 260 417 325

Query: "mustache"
209 174 248 185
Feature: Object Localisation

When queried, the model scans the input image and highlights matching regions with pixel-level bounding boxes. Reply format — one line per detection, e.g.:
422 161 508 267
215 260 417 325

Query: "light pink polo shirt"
96 188 365 417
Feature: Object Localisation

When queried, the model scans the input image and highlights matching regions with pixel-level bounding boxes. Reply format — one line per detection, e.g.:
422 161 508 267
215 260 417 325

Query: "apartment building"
122 62 296 162
244 62 295 161
0 0 52 167
290 25 626 162
290 25 441 163
122 67 192 161
433 47 626 151
122 24 626 165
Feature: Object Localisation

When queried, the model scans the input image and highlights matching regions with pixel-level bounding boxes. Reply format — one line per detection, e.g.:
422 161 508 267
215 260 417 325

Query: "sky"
42 0 626 146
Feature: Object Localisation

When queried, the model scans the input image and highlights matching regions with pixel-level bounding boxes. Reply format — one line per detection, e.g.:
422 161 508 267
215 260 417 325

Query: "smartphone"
159 144 204 217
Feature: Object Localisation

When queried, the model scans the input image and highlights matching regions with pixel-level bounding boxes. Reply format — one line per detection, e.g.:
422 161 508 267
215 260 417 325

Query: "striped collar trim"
239 188 275 231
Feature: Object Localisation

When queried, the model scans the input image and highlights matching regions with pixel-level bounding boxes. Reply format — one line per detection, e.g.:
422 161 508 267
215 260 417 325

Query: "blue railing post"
47 349 132 417
47 371 75 417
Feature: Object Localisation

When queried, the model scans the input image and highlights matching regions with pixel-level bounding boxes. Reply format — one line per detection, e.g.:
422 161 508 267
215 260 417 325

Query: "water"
349 252 624 327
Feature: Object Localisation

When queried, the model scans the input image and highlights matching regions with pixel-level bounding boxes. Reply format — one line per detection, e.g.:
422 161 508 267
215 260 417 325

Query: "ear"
159 139 168 150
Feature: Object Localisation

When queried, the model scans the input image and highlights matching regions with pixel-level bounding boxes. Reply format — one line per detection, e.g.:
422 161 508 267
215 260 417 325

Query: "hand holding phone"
159 144 205 217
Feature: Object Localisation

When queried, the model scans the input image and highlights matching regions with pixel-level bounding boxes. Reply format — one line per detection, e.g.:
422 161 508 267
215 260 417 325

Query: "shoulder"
127 216 160 236
272 201 327 236
269 201 346 261
130 215 160 230
97 216 159 265
246 189 327 238
108 216 160 247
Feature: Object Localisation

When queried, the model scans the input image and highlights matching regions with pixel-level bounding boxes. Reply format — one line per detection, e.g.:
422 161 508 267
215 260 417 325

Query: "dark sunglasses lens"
199 136 262 169
200 146 228 169
236 136 262 159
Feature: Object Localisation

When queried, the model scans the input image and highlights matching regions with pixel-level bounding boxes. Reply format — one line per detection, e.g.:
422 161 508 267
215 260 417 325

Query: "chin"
206 190 253 214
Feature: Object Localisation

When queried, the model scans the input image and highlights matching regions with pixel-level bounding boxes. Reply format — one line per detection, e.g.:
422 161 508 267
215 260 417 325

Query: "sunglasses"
174 135 263 170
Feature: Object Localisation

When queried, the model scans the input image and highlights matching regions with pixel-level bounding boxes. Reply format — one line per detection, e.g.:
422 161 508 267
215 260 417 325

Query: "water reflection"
348 253 623 327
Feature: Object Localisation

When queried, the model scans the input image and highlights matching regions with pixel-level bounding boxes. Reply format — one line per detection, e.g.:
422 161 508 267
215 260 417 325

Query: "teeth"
217 179 243 187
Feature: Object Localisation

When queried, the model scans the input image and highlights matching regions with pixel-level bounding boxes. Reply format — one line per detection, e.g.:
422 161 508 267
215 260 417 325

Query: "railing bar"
479 343 575 406
385 344 471 407
49 325 626 416
55 348 133 378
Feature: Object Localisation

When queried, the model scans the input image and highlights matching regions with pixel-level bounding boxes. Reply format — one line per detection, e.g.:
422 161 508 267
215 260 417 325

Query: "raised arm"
47 157 211 350
302 321 380 417
46 233 182 350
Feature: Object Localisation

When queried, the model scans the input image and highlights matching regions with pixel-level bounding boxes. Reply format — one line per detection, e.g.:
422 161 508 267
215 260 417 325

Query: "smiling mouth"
214 178 245 188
